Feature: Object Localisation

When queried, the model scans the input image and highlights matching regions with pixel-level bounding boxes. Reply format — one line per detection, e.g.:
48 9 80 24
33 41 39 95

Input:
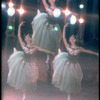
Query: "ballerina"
52 23 98 100
7 21 39 100
31 0 65 83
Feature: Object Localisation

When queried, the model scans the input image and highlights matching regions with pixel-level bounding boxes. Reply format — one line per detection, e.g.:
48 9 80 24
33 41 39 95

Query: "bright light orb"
64 9 71 16
2 2 6 9
7 7 15 16
17 8 25 15
51 28 54 31
79 18 84 23
8 25 13 30
54 27 58 31
53 9 61 18
79 4 84 9
70 15 77 25
8 2 14 7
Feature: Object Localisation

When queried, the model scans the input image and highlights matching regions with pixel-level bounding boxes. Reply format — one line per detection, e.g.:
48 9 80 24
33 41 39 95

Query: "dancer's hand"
19 21 25 27
47 8 53 15
23 47 30 53
96 53 99 57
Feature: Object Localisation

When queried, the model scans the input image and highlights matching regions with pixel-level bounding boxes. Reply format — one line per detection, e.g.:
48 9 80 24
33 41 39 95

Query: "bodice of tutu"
67 47 80 63
23 46 37 62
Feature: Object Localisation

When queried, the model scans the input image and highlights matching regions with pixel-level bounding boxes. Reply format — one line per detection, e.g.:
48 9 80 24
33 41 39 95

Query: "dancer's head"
66 33 77 45
25 34 32 43
69 34 76 44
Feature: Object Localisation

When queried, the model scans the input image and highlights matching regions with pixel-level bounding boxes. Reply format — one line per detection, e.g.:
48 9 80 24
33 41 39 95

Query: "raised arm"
62 23 69 50
18 22 25 49
42 0 49 11
79 47 99 56
42 0 53 15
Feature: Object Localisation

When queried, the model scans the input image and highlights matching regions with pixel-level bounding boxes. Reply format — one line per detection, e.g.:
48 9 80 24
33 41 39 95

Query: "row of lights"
2 1 84 31
51 6 84 32
53 8 84 25
2 1 25 31
2 1 25 16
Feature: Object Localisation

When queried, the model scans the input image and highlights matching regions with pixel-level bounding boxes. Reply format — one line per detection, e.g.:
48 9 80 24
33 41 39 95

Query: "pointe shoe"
67 94 70 100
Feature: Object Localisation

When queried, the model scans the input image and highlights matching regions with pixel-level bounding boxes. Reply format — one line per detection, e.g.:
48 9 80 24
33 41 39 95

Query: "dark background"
2 0 99 49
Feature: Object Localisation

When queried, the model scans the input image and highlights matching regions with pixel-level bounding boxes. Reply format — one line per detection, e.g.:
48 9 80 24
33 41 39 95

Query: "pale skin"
18 21 36 54
42 0 57 15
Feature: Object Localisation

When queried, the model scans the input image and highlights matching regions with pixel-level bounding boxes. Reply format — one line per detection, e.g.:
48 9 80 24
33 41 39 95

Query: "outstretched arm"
79 47 99 56
62 23 69 50
18 22 25 49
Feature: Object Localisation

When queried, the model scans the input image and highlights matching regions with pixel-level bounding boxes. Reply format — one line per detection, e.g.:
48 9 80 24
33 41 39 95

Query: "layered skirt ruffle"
7 51 38 91
52 52 83 94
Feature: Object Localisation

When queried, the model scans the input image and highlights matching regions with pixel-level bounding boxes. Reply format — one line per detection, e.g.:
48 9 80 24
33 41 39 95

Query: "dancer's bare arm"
42 0 53 15
18 22 25 49
79 47 99 56
62 23 69 50
42 0 49 11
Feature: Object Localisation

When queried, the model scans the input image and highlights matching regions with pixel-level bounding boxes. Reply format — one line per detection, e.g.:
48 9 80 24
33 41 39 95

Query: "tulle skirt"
31 12 62 55
7 51 39 91
52 52 83 94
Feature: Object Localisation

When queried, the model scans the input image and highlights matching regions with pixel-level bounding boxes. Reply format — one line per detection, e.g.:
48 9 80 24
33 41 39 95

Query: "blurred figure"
7 21 39 100
52 23 98 100
31 0 65 84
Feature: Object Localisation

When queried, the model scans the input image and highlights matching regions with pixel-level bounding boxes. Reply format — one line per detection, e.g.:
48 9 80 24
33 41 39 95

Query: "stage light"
54 27 58 31
53 8 61 18
51 28 54 31
17 7 25 15
2 2 6 9
79 18 84 23
79 4 84 9
7 7 15 16
8 25 13 30
8 2 14 7
63 9 71 16
70 15 77 25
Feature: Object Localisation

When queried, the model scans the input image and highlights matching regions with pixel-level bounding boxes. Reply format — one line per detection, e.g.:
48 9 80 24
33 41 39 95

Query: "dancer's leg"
22 91 26 100
67 93 71 100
